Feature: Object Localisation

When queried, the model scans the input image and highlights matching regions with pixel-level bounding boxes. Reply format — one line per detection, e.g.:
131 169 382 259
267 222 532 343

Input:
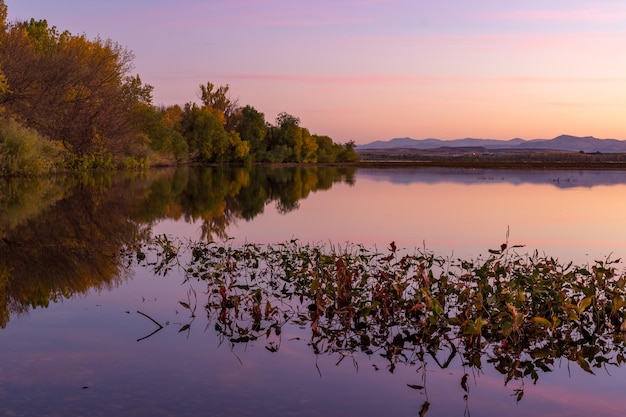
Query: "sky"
6 0 626 144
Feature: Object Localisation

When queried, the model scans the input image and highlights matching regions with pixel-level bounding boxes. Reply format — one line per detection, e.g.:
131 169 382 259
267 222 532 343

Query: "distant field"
356 147 626 169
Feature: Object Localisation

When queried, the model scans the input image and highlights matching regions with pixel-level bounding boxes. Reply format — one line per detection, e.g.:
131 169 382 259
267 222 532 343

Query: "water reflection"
137 166 356 240
4 165 626 329
3 166 626 416
0 173 150 327
131 238 626 412
361 167 626 188
0 166 356 326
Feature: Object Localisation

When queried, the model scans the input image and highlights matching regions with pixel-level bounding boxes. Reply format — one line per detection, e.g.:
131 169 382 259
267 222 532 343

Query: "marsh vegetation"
129 236 626 407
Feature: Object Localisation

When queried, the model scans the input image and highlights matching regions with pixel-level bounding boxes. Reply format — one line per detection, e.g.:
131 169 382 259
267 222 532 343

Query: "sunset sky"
6 0 626 144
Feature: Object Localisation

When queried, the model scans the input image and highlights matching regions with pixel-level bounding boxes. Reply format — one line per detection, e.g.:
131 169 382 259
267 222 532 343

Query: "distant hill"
357 135 626 153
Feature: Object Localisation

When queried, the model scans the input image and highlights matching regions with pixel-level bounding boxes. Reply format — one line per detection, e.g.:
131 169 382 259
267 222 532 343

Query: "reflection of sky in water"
156 169 626 266
4 168 626 416
3 265 626 416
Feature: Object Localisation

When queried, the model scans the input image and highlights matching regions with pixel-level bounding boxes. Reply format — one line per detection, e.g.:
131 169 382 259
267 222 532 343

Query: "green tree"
313 135 359 163
181 103 248 163
268 112 319 163
130 103 188 163
313 135 340 163
285 123 303 162
235 105 268 161
337 140 359 162
264 125 292 163
267 112 302 162
276 112 300 128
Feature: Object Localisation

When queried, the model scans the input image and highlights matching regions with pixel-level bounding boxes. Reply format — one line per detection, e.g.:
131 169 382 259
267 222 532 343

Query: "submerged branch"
136 310 164 341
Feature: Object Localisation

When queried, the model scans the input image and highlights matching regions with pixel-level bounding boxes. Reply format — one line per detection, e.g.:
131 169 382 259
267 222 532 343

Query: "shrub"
66 152 117 171
0 118 67 176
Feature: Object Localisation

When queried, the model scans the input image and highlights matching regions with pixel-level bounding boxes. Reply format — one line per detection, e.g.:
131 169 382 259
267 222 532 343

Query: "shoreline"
355 149 626 169
355 160 626 169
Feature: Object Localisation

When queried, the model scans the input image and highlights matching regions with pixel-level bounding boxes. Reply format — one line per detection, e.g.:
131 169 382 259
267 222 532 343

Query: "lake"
2 166 626 416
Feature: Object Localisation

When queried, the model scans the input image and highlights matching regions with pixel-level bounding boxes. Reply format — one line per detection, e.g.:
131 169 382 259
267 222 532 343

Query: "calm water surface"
2 166 626 416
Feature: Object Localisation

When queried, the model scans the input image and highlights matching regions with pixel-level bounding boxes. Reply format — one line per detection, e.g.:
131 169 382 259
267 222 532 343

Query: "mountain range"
357 135 626 153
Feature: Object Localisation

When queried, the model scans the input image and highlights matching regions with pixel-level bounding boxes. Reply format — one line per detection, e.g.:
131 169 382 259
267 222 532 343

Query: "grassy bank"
356 149 626 169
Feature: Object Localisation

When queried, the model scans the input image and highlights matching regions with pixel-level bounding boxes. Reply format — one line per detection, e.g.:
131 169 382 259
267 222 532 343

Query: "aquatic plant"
128 237 626 404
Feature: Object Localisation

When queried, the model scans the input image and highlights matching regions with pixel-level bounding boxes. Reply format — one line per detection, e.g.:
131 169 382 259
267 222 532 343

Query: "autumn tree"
0 1 6 34
0 0 7 94
299 127 318 163
0 18 144 157
121 74 154 110
0 4 356 171
162 104 184 128
198 81 239 130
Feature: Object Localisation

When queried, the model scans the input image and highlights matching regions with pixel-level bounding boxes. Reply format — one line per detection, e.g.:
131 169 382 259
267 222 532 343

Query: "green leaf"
431 299 443 316
474 316 486 333
532 317 552 328
577 296 594 314
501 320 513 338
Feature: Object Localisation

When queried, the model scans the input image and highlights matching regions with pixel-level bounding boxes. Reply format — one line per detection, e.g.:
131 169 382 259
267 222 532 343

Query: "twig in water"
136 310 164 341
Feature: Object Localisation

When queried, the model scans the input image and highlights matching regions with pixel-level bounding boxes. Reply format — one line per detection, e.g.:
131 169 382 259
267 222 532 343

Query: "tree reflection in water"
0 166 356 326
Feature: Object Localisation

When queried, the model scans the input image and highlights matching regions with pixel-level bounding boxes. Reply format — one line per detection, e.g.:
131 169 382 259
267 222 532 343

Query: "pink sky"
7 0 626 144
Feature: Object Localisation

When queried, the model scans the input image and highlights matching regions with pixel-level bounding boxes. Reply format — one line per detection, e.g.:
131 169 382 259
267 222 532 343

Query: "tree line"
0 1 358 175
